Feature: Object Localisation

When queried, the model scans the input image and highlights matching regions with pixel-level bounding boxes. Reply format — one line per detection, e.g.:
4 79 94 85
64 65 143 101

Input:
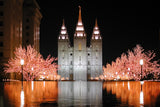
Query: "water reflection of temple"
58 81 102 106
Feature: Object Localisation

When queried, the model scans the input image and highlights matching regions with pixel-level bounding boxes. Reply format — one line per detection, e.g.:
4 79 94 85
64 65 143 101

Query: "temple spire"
59 19 69 40
92 19 101 40
75 6 85 37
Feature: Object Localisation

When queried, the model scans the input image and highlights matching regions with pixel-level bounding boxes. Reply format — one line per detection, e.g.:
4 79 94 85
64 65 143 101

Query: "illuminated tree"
4 45 58 81
40 55 58 79
103 44 160 80
127 45 160 80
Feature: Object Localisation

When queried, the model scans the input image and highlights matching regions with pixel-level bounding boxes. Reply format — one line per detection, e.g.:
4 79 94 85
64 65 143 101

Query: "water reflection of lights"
31 81 34 91
140 81 144 85
140 81 144 106
3 81 58 106
20 90 24 107
128 81 130 90
103 81 157 106
2 81 160 107
43 81 45 87
140 91 144 105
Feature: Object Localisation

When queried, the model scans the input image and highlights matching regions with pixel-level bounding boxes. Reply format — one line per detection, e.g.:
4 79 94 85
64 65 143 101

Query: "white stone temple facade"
58 6 102 80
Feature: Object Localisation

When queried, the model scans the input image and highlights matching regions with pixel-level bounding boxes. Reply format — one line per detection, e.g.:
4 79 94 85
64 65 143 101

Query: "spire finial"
95 18 98 27
61 19 65 28
78 6 82 22
61 19 65 30
62 19 65 26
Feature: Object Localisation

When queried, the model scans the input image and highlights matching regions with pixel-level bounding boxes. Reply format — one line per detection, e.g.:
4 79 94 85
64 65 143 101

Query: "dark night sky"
36 0 160 65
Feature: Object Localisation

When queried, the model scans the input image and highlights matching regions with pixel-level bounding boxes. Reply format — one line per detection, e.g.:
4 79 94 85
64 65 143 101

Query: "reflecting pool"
0 81 160 107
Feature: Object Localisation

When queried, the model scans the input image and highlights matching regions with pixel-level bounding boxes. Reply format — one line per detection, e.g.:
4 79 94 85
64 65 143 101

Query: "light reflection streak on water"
140 81 144 106
140 91 144 105
128 81 130 90
31 81 34 91
43 81 45 87
140 81 144 85
20 90 24 107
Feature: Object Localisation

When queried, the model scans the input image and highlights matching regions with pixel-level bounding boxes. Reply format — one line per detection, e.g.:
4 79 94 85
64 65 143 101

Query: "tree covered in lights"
103 45 160 80
4 45 58 81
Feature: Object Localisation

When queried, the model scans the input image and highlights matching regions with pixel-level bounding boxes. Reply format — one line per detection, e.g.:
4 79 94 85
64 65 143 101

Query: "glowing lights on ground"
39 76 45 80
103 72 139 81
117 75 120 80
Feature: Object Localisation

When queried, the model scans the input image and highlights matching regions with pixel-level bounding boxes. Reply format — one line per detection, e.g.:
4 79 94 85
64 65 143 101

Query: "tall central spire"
75 6 85 37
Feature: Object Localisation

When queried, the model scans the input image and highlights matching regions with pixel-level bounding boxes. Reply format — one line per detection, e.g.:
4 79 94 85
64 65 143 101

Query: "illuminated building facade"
23 0 42 52
58 6 102 80
0 0 42 64
0 0 42 79
0 0 23 64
